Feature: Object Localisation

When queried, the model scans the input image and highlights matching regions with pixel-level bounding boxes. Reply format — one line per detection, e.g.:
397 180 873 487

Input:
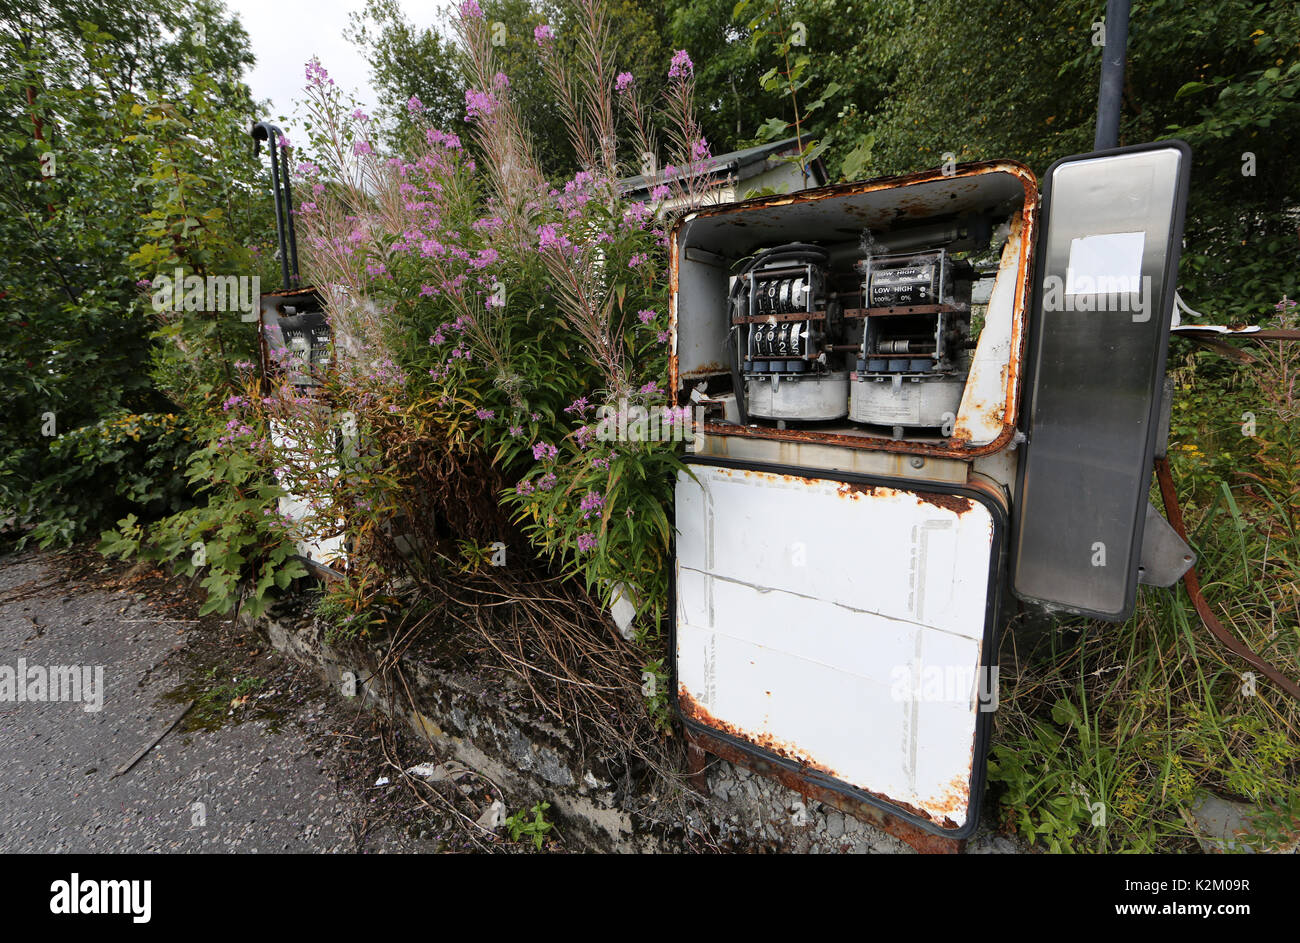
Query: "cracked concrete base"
250 599 1028 854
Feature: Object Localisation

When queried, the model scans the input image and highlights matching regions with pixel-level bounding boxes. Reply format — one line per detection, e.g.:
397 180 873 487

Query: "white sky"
225 0 454 141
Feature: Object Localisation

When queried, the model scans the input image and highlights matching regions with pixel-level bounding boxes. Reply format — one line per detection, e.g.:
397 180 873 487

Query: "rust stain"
922 772 974 820
915 490 973 517
680 159 1036 221
704 419 988 460
679 686 841 779
679 687 966 834
685 729 966 853
738 468 824 488
681 361 726 378
668 230 681 394
837 481 881 500
952 208 1028 447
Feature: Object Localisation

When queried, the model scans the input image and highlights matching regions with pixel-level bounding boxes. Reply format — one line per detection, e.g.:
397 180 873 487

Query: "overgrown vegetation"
3 0 1296 852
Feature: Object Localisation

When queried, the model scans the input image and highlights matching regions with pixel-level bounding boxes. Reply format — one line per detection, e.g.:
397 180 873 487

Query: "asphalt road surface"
0 548 451 853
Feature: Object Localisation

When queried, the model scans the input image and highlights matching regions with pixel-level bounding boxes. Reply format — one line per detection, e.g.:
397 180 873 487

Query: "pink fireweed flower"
352 109 370 123
536 223 573 253
628 253 649 268
408 94 424 113
637 309 656 323
574 425 595 448
537 472 557 491
576 532 599 553
579 490 604 519
623 201 651 227
532 441 559 461
564 396 590 416
615 72 634 93
297 160 320 175
668 49 693 78
305 58 332 86
656 330 670 344
639 381 662 396
475 408 495 420
516 479 535 496
465 88 495 122
353 140 372 155
471 247 499 269
650 184 670 202
459 0 483 19
426 128 462 149
508 424 523 437
534 23 554 44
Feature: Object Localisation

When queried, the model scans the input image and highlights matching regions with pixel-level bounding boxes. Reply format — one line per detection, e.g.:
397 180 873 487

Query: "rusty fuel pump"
663 0 1299 852
250 121 346 577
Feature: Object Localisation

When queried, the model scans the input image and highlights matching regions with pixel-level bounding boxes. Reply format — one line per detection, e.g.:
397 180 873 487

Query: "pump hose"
1154 454 1300 702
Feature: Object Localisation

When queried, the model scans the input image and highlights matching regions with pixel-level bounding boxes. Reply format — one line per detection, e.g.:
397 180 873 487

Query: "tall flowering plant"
289 1 724 652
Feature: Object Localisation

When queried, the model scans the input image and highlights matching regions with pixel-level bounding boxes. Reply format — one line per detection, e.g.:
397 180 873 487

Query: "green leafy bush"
23 412 195 549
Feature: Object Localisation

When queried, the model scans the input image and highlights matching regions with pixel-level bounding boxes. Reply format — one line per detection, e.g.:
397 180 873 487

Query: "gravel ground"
0 547 477 853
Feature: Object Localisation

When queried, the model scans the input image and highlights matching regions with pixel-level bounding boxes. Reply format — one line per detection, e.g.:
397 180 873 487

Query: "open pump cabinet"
668 142 1193 850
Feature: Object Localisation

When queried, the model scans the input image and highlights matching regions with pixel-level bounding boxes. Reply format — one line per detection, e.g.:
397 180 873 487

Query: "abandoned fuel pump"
251 120 345 577
669 139 1194 852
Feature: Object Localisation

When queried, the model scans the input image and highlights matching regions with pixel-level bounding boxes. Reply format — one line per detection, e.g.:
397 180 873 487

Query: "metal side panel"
673 457 1005 837
1012 141 1191 621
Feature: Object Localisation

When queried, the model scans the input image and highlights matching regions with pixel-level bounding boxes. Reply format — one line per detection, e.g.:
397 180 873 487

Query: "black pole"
1094 0 1131 150
252 121 292 290
280 153 301 285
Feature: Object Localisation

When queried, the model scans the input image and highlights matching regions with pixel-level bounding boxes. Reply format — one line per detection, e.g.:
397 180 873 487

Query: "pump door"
1012 141 1191 621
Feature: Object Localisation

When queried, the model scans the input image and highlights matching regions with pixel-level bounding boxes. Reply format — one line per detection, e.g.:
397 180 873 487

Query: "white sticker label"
1065 231 1145 295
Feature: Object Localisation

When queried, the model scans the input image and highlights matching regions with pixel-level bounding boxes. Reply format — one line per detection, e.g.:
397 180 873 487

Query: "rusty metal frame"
670 454 1008 850
668 160 1040 459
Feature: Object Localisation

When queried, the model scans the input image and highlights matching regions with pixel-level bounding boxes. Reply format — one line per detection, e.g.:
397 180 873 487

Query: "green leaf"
755 117 789 141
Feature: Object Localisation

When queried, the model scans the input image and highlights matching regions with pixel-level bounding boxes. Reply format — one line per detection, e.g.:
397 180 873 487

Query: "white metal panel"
269 419 347 567
953 210 1026 446
675 464 996 829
